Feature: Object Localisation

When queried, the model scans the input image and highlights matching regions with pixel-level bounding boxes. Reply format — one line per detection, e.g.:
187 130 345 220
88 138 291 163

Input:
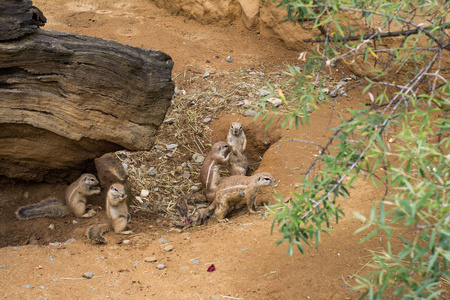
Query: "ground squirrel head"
230 122 243 136
211 141 231 164
109 183 126 201
81 173 99 189
253 173 275 187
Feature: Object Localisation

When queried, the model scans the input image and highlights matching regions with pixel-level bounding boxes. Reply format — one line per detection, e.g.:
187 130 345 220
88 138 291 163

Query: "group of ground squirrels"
15 122 275 243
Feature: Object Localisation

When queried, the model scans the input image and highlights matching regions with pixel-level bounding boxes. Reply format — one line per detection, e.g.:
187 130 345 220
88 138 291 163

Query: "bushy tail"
175 202 216 229
86 224 112 244
15 198 71 219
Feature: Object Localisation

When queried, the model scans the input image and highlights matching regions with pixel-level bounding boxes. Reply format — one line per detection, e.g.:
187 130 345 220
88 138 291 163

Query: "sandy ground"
1 0 440 299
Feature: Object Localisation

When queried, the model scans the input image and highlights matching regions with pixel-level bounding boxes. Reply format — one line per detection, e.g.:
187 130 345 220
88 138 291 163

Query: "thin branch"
304 26 436 43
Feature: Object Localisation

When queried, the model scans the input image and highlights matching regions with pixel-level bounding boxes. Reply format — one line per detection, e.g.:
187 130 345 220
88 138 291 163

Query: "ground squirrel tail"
86 224 112 244
15 198 71 219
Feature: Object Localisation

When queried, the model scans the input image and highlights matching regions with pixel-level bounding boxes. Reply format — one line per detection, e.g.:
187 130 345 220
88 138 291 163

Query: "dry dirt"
0 1 441 299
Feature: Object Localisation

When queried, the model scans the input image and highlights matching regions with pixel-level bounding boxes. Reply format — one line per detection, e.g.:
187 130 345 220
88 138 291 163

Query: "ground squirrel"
200 141 231 203
177 172 275 227
16 173 101 219
87 183 130 243
227 122 249 176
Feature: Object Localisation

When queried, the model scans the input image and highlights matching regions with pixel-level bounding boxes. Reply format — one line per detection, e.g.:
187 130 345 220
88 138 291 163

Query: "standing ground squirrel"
177 172 275 227
16 173 101 219
87 183 130 243
200 141 231 203
227 122 249 176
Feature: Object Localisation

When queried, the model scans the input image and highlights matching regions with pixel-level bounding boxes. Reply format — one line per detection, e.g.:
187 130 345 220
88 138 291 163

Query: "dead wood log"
0 28 174 181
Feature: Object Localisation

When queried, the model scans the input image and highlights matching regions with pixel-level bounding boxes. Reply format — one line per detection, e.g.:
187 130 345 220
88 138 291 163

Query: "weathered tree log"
0 0 46 41
0 29 174 181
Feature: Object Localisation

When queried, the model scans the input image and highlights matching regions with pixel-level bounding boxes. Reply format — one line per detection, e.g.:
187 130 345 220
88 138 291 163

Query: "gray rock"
244 109 258 117
157 264 165 269
166 143 178 150
148 167 157 177
258 88 270 97
82 272 93 279
158 237 168 243
341 92 348 97
211 87 217 93
191 260 200 264
0 265 6 269
226 56 233 63
192 153 205 164
164 118 175 125
330 90 338 98
203 71 210 78
202 117 212 124
49 242 60 246
25 285 33 289
182 162 192 169
351 75 357 81
205 96 211 102
191 186 199 192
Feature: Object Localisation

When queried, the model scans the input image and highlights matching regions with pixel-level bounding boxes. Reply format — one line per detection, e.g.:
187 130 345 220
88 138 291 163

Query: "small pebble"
241 248 248 252
330 90 338 98
49 242 60 246
266 97 283 107
244 109 257 117
82 272 93 279
192 153 205 164
258 88 270 97
164 245 174 252
203 71 210 78
157 264 165 270
144 257 157 263
64 238 76 244
158 237 168 243
180 266 185 270
122 240 131 245
205 96 211 102
135 196 144 204
48 224 55 230
191 186 199 192
12 246 19 250
166 143 178 150
52 279 59 282
140 189 150 197
211 87 217 93
148 167 157 176
134 261 140 265
72 220 78 225
226 56 233 63
39 286 45 289
351 74 357 80
25 285 33 289
0 265 6 269
191 260 200 264
202 117 212 124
